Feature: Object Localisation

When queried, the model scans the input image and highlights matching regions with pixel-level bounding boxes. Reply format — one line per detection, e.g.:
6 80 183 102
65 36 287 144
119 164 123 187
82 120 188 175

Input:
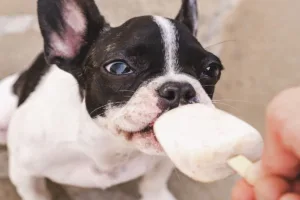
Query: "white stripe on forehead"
152 16 178 74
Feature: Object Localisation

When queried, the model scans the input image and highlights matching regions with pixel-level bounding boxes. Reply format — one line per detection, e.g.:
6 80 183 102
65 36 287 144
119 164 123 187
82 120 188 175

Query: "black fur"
37 0 109 87
14 0 223 118
84 16 222 117
13 53 50 106
175 0 198 36
84 16 165 117
176 23 223 98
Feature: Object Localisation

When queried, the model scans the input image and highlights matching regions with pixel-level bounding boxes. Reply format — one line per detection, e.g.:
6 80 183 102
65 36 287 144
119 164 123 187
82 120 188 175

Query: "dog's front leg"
9 165 51 200
139 158 177 200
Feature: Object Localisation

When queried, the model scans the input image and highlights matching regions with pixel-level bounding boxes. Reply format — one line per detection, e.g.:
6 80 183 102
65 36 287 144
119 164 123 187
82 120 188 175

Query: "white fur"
5 15 215 200
7 66 175 200
97 16 214 155
100 70 214 156
1 1 244 199
153 16 178 74
0 74 19 145
6 49 213 200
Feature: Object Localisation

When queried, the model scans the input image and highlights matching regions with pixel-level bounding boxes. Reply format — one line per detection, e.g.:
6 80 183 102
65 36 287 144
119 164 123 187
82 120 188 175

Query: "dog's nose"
158 82 196 108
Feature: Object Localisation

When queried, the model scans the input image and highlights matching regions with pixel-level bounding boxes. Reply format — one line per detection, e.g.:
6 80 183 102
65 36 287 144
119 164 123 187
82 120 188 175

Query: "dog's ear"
37 0 109 73
175 0 198 36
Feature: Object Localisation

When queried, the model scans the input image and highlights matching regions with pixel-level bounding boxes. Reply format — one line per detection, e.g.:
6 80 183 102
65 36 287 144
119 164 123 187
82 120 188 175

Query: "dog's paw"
140 189 177 200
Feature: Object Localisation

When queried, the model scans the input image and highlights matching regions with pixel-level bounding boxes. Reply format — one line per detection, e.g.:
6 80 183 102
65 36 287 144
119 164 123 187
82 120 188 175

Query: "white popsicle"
154 104 264 184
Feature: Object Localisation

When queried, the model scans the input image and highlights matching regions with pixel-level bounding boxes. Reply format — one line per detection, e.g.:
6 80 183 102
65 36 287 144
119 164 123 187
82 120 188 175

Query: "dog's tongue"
153 104 263 183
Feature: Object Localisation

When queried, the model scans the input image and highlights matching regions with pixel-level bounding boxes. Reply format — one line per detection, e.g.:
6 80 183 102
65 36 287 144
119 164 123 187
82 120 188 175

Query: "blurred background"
1 0 300 199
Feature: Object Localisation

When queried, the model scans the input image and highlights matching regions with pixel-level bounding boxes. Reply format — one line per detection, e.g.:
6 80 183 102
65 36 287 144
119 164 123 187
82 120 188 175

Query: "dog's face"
38 0 223 155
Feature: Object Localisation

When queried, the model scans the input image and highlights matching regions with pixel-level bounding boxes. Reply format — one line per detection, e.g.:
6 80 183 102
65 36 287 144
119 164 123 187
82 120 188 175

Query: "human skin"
232 86 300 200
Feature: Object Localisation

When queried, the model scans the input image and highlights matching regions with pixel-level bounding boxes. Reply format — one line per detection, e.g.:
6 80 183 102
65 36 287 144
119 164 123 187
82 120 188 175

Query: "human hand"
232 87 300 200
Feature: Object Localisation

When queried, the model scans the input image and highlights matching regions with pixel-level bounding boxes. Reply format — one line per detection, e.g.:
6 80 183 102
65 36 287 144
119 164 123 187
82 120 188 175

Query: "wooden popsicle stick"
227 155 263 185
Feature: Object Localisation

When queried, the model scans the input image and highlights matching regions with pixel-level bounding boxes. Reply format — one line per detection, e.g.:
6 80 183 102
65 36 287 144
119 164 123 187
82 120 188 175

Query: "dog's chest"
40 145 159 188
91 151 160 184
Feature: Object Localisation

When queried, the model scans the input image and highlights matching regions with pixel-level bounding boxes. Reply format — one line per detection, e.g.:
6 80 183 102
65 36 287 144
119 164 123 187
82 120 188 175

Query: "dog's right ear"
38 0 109 73
175 0 198 37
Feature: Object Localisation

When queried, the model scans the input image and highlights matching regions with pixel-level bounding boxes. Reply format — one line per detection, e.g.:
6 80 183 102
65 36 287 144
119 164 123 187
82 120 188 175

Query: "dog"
0 0 223 199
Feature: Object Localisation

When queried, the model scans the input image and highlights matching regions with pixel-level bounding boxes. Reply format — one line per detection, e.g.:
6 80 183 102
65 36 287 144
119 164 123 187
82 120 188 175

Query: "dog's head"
38 0 223 155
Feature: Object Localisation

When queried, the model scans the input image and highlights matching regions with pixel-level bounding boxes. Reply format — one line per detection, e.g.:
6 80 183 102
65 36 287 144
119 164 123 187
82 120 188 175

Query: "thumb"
262 87 300 178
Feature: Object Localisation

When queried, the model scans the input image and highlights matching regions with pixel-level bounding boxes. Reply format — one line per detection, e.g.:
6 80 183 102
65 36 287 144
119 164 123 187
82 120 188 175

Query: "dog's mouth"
140 122 155 132
117 109 172 152
118 113 165 152
123 120 158 141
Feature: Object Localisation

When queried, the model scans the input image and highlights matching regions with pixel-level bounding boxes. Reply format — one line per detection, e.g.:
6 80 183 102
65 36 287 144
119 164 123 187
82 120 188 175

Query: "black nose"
158 82 196 108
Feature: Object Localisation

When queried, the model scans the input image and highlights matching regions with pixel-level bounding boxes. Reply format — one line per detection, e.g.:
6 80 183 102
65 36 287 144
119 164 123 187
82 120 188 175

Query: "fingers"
232 177 300 200
254 175 291 200
262 87 300 178
280 193 300 200
292 180 300 193
232 179 255 200
232 87 300 200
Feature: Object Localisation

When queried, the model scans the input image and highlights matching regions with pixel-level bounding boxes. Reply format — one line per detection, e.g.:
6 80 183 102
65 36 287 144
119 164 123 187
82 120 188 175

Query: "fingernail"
280 193 300 200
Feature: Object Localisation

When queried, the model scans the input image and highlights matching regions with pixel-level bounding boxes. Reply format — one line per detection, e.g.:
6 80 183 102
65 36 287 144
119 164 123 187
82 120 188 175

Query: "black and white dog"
0 0 223 199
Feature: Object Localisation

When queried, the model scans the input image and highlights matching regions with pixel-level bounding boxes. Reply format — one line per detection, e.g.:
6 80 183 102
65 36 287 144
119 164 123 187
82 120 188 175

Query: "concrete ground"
1 0 300 199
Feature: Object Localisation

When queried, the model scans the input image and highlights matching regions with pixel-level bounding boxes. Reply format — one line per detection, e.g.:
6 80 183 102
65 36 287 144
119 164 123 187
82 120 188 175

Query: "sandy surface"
1 0 300 199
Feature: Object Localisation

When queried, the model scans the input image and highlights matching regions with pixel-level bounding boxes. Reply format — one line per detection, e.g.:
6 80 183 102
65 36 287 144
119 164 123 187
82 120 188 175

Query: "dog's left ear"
37 0 109 77
175 0 199 36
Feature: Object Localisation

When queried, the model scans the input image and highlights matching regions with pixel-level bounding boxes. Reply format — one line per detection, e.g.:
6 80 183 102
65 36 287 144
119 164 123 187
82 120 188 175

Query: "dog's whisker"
213 99 256 104
197 77 214 82
204 39 237 50
111 101 132 123
200 84 217 87
118 89 136 93
90 101 127 116
174 168 183 183
89 104 112 116
173 168 189 196
213 102 240 113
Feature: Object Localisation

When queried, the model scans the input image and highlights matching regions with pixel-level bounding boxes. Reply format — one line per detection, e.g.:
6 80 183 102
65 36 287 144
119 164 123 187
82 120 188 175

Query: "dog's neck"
77 97 136 155
78 103 142 171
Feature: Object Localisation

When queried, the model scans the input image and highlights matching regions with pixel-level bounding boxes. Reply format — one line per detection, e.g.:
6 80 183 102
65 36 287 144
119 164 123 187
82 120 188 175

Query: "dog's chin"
120 120 165 155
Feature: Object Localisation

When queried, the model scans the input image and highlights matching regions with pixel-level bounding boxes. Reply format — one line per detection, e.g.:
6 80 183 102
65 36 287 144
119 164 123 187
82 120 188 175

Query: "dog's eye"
201 62 221 78
105 62 134 75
